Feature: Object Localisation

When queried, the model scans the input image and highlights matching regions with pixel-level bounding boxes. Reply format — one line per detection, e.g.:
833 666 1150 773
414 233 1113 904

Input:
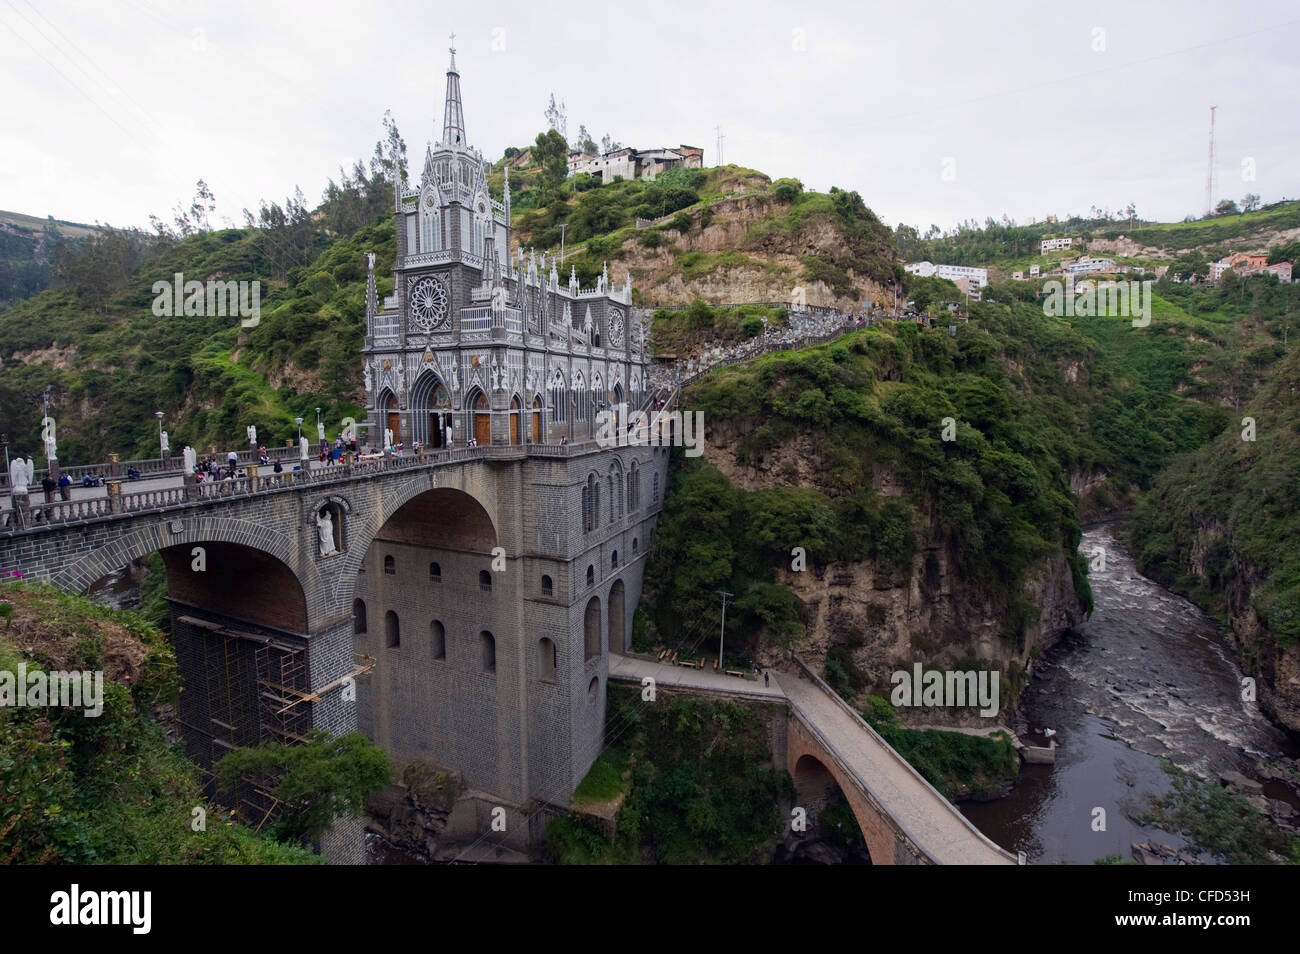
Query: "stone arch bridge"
1 440 670 860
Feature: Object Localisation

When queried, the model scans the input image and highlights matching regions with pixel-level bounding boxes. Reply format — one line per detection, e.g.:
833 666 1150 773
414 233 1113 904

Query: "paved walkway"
608 653 785 701
775 669 1015 865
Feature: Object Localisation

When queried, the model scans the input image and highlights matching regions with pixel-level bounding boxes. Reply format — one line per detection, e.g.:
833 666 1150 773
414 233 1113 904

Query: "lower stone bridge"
608 654 1017 865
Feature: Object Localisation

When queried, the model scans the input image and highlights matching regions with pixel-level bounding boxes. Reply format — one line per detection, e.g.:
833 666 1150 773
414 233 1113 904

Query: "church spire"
441 34 466 148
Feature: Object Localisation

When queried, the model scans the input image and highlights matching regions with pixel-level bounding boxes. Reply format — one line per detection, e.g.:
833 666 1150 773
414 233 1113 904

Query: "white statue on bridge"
160 430 169 453
384 427 393 449
316 508 338 556
41 416 56 460
246 425 257 445
9 455 31 494
183 446 197 473
299 436 309 460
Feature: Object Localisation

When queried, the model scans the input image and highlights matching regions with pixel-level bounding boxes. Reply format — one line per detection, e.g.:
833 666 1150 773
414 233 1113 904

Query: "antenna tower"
1204 105 1217 217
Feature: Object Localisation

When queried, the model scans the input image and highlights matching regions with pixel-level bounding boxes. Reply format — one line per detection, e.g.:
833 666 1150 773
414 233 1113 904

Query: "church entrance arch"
384 393 402 448
411 372 451 448
471 390 491 446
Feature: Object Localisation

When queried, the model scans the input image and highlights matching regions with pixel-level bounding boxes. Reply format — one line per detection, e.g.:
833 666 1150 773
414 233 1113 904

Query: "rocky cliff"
700 405 1087 727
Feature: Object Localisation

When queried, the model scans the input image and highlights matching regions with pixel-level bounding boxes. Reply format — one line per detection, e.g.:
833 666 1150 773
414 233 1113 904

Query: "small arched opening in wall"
313 497 349 557
385 610 400 648
587 675 599 703
538 637 557 683
431 619 446 659
608 579 625 654
584 596 601 662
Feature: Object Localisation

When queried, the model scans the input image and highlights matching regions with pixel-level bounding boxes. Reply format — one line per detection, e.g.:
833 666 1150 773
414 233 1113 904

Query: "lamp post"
155 411 164 460
295 417 304 442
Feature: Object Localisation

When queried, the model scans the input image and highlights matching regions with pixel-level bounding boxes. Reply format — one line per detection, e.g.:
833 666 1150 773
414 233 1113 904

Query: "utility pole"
1204 105 1217 218
717 589 733 670
714 125 725 167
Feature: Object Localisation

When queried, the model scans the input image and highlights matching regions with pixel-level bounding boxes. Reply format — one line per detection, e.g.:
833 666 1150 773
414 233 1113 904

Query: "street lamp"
155 411 164 459
295 416 304 441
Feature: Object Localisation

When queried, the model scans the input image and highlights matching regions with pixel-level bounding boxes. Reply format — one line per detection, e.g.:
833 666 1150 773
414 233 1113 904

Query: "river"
960 525 1300 864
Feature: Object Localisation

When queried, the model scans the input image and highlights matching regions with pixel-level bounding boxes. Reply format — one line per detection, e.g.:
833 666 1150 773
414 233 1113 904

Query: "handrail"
0 437 641 534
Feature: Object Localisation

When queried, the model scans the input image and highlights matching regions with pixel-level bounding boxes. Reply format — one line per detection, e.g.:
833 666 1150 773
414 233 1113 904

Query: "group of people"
318 436 353 465
193 454 245 483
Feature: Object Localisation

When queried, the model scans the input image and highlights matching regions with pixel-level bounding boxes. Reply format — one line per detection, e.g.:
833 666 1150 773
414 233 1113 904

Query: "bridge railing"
0 443 336 493
0 437 640 533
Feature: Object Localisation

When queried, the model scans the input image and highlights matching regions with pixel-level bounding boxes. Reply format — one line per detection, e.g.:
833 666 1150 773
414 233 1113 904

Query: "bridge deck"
608 653 1016 865
774 668 1016 865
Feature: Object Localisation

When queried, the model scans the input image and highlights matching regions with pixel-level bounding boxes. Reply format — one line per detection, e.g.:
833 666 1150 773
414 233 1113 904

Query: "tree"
600 133 622 155
573 124 597 156
1214 199 1240 217
371 109 407 190
215 731 390 847
532 129 569 205
1241 193 1261 213
189 179 216 233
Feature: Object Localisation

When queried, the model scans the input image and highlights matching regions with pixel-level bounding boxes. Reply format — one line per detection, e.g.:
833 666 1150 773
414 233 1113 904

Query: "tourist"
227 449 238 470
57 472 72 500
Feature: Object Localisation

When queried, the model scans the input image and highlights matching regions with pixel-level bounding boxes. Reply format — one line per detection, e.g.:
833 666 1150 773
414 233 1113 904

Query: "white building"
1041 237 1073 254
1066 256 1118 275
904 261 989 288
1029 264 1041 277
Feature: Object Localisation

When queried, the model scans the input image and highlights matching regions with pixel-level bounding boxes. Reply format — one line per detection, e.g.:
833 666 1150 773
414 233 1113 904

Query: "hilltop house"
567 145 703 184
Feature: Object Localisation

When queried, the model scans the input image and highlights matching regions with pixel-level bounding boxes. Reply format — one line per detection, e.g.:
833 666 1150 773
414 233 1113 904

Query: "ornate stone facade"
364 44 651 451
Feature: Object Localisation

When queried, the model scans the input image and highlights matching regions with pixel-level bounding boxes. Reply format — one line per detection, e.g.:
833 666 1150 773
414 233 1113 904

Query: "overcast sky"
2 0 1298 235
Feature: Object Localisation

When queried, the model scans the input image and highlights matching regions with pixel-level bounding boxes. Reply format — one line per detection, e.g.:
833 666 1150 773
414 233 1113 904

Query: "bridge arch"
54 516 316 608
791 753 873 864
